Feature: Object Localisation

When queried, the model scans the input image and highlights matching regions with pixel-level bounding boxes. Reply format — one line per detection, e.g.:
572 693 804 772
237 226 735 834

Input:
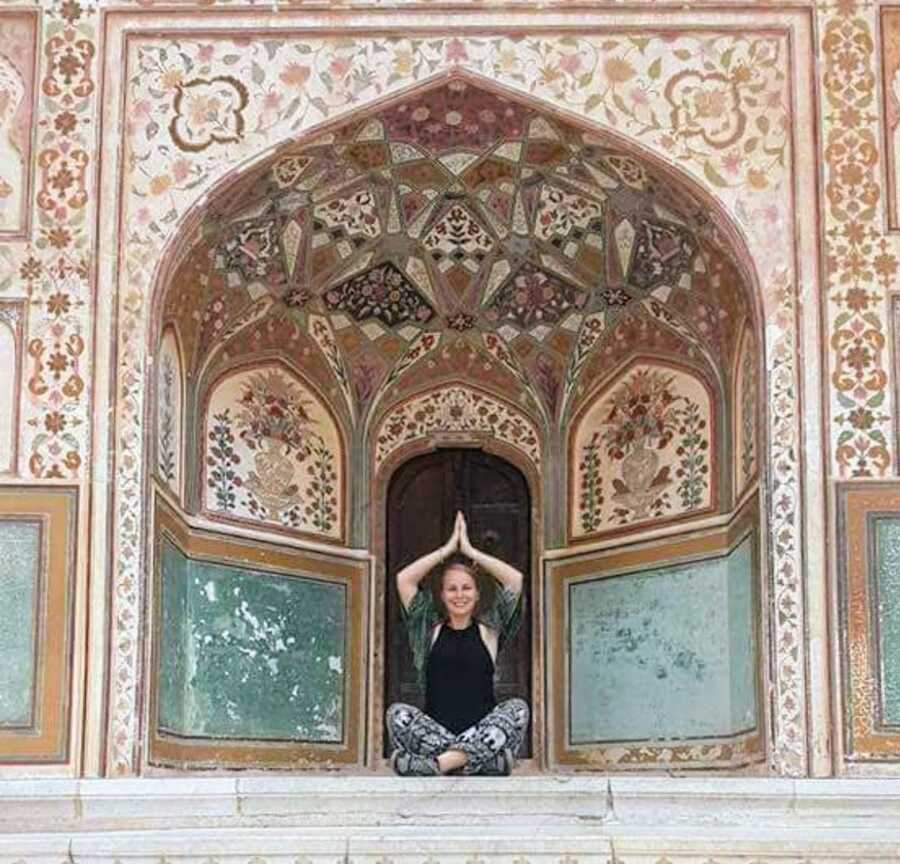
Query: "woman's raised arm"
395 513 461 609
458 514 524 595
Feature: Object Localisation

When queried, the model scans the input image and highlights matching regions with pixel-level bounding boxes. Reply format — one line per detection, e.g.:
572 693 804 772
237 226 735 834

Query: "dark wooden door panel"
385 448 532 756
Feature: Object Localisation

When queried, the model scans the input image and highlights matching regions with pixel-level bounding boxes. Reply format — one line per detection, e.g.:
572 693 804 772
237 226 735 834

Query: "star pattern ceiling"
163 75 752 424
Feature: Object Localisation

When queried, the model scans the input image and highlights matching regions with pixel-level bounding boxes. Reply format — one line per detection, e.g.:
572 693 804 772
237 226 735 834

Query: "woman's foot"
390 749 439 776
436 749 468 774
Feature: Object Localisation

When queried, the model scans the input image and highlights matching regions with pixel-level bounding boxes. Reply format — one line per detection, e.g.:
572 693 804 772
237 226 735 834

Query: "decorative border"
880 7 900 234
547 497 764 770
148 497 368 770
372 381 542 475
731 322 760 502
825 8 894 477
155 323 185 504
0 485 77 764
835 482 900 764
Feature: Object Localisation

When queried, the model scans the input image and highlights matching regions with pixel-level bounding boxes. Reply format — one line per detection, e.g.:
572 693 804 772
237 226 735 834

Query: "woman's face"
441 567 479 619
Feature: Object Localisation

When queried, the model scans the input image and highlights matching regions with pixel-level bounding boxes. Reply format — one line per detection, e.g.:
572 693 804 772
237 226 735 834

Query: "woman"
386 512 529 776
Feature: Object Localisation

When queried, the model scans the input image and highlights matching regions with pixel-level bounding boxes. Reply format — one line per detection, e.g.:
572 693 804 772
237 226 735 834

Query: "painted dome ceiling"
163 75 752 424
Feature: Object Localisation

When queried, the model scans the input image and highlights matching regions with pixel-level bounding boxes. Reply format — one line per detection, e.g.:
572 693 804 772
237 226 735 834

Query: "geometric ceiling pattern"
162 77 751 424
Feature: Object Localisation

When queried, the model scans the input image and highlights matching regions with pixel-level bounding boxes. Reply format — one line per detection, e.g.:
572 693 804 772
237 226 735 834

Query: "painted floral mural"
571 363 713 539
203 365 343 541
374 384 541 472
734 326 759 501
156 328 183 499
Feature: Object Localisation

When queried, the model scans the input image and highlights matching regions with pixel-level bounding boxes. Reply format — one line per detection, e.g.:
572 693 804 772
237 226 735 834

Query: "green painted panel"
874 518 900 725
727 538 758 732
158 538 346 742
0 521 40 726
569 536 757 744
158 539 189 733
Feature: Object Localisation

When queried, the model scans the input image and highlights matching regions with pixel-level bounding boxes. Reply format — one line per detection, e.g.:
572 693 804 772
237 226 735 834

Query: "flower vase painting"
203 364 344 541
571 363 714 540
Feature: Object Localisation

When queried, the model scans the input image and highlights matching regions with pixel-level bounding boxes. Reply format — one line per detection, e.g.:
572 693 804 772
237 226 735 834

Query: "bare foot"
436 749 468 774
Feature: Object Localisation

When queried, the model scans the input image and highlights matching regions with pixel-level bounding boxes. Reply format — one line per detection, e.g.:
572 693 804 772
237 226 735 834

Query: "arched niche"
371 381 543 480
368 379 545 765
568 357 719 543
199 360 347 544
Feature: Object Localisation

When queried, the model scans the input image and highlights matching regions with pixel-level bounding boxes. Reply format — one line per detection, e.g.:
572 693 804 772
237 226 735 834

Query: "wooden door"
385 448 532 756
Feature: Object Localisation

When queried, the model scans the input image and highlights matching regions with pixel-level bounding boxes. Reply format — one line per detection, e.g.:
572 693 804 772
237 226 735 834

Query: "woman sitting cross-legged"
386 511 529 776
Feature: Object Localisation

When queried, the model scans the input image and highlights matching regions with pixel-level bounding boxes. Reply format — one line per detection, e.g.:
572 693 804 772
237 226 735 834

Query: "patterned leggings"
386 698 530 775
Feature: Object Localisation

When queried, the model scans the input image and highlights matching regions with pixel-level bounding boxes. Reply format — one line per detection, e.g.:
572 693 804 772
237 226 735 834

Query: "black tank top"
425 621 496 734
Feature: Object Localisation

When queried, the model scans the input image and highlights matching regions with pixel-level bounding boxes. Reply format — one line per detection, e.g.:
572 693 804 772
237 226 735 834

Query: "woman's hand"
457 511 523 595
441 512 463 559
458 512 475 557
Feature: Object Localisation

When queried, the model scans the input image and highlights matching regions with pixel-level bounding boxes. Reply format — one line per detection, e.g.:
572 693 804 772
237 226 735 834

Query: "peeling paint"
158 539 346 743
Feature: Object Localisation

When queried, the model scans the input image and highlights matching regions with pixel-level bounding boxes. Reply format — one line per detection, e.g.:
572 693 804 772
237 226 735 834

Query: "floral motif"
36 147 88 212
375 385 540 471
578 431 604 534
534 185 604 253
203 366 342 538
602 369 682 522
307 313 354 418
423 203 495 274
207 409 239 512
217 215 285 287
665 70 747 150
572 365 712 536
379 78 530 153
170 76 248 152
42 30 94 102
602 369 682 457
629 221 697 293
235 369 316 458
736 329 758 495
675 399 709 510
325 262 434 329
486 263 587 329
157 354 177 487
314 190 381 241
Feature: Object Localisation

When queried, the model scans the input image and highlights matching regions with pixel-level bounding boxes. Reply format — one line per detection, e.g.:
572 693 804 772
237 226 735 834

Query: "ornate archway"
125 66 780 768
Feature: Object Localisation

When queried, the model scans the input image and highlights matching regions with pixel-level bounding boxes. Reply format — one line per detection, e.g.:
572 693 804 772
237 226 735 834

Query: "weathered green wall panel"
727 537 757 732
0 521 40 726
158 538 346 742
569 536 756 744
158 539 189 733
874 518 900 726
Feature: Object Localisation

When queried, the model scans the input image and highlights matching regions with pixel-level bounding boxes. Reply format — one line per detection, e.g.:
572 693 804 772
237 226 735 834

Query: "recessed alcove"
146 71 765 773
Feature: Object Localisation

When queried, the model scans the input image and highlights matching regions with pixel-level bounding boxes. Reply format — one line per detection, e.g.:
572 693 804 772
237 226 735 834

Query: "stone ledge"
2 826 900 864
2 777 900 833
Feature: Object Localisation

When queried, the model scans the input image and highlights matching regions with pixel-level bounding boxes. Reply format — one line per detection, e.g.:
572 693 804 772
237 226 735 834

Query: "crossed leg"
386 699 530 776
